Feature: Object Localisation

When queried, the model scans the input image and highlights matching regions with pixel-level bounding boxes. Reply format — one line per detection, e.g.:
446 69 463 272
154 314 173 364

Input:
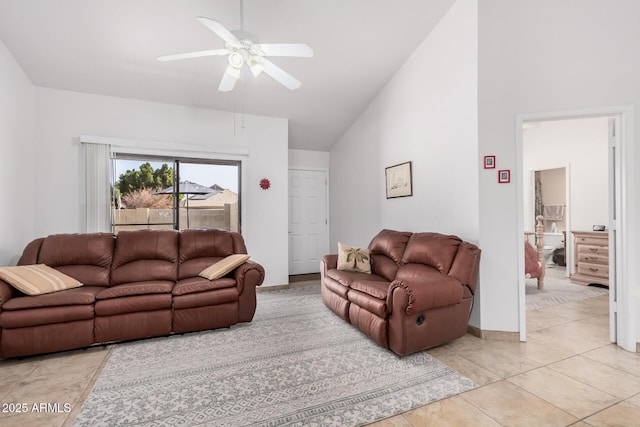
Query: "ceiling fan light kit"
158 16 313 92
228 51 245 69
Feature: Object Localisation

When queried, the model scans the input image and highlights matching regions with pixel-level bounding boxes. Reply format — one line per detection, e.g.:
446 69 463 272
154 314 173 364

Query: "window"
111 155 240 233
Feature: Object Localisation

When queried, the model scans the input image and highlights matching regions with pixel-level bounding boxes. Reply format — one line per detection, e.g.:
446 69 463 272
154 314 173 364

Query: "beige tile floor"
371 293 640 427
1 291 638 426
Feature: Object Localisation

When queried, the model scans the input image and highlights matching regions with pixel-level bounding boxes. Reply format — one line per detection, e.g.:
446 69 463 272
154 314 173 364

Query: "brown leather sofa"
321 229 480 356
0 229 264 358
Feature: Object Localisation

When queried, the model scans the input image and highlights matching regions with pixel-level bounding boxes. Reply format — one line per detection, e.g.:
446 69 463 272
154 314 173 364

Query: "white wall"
0 40 35 265
523 117 609 233
330 0 480 315
329 109 383 248
288 149 329 170
478 0 640 340
34 88 289 286
376 0 478 244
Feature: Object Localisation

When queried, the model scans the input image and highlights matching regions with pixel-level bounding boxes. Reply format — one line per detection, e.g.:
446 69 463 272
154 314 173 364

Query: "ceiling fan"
158 17 313 92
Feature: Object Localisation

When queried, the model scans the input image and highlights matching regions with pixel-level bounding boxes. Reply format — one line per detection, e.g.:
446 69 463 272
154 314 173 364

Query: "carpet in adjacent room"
526 268 608 310
74 283 474 426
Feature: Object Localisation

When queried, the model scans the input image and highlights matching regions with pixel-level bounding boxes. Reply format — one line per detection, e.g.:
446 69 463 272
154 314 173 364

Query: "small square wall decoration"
484 155 496 169
498 169 511 184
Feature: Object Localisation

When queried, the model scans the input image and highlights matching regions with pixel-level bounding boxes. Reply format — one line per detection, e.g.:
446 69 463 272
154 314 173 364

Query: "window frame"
111 153 242 232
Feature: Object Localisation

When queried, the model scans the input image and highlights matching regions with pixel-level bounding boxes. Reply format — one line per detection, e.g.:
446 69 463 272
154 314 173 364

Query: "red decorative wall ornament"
259 178 271 190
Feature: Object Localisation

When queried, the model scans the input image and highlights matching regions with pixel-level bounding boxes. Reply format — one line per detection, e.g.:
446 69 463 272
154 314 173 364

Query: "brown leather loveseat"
321 229 480 356
0 229 264 358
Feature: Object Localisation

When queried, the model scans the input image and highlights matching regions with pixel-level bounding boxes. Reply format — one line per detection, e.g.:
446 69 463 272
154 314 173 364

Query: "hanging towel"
543 204 565 221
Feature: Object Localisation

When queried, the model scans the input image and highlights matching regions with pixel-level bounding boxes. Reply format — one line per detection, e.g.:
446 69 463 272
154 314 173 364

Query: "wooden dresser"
571 231 609 286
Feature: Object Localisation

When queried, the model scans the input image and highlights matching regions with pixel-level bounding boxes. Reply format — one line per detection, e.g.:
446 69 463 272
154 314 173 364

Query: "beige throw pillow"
337 242 371 274
199 254 250 280
0 264 83 296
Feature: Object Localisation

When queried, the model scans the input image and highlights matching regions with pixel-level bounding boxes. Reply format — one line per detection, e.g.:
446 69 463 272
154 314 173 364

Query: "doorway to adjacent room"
516 108 633 352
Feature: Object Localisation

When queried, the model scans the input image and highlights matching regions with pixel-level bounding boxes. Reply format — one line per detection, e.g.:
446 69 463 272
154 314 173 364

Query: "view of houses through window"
111 155 240 233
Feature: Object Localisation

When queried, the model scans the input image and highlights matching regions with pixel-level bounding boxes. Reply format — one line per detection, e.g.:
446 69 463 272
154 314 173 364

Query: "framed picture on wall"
484 155 496 169
385 161 413 198
498 169 511 184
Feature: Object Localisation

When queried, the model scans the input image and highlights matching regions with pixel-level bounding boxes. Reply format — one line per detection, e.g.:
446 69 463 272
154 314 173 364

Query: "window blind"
83 142 112 232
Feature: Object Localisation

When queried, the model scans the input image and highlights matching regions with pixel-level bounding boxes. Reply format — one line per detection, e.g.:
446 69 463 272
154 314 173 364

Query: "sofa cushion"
449 242 481 294
173 277 236 296
370 255 399 282
0 305 94 329
38 233 115 286
347 289 388 318
199 254 250 280
96 281 174 300
368 229 412 264
0 264 83 296
111 230 179 285
323 277 349 298
349 304 388 348
2 286 103 310
401 233 462 273
173 287 239 310
350 280 390 300
179 229 242 279
326 269 387 288
95 294 172 316
337 242 371 273
395 263 443 280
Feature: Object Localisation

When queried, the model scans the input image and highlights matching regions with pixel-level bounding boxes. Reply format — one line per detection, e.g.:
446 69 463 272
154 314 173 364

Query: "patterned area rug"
526 268 608 310
74 283 474 426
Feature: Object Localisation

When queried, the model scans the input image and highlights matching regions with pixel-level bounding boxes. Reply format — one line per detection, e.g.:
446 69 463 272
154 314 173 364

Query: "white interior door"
288 169 329 275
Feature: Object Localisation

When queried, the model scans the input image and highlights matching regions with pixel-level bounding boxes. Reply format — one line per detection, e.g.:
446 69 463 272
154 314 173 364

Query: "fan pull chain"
240 0 244 30
241 69 245 129
232 69 245 137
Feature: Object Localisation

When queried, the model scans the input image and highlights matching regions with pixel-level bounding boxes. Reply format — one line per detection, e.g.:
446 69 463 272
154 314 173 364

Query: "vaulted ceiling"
0 0 455 150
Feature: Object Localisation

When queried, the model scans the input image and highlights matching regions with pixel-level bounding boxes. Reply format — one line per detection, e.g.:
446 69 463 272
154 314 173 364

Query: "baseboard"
289 273 321 283
256 281 320 293
467 325 520 342
256 283 293 293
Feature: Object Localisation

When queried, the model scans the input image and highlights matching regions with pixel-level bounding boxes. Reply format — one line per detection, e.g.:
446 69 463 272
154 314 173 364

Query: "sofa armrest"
388 276 464 315
233 261 265 295
17 237 45 265
0 280 20 314
320 254 338 283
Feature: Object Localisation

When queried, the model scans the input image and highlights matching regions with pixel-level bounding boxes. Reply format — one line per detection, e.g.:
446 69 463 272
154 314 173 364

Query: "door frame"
515 105 636 352
287 167 330 275
527 164 572 277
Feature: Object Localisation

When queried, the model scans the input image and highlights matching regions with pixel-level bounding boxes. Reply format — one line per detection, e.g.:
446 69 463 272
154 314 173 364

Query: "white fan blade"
255 43 314 57
158 49 229 62
197 17 239 44
218 65 239 92
262 59 301 90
